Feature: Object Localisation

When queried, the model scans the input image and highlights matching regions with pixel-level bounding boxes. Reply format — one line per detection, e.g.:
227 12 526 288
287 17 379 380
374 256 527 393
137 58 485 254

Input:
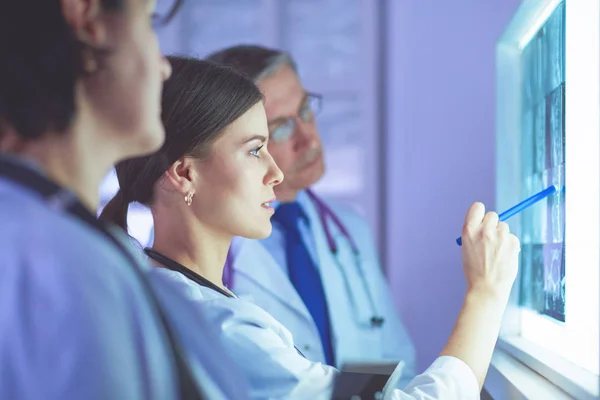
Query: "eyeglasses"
268 93 323 143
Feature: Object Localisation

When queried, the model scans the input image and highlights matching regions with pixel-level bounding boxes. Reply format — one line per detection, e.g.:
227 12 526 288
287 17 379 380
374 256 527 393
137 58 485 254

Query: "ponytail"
99 189 130 231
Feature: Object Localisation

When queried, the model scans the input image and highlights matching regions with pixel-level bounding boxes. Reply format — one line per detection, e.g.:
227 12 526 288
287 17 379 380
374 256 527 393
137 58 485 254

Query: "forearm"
439 289 508 389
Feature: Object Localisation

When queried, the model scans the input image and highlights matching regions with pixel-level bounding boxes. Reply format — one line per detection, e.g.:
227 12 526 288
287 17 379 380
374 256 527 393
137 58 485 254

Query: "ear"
0 123 25 153
61 0 107 47
164 157 199 195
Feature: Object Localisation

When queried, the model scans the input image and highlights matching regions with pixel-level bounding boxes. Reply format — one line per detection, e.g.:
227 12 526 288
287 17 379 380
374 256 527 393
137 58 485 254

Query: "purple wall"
384 0 521 371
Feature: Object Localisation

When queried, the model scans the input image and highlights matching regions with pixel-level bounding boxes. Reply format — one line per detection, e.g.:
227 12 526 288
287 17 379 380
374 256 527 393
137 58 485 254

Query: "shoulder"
300 190 371 233
327 200 369 229
0 183 173 397
149 268 291 338
0 180 152 316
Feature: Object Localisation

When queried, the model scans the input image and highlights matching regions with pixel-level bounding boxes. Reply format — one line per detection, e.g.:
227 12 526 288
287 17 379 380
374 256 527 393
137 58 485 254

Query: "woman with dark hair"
100 55 283 283
0 1 247 399
104 54 521 399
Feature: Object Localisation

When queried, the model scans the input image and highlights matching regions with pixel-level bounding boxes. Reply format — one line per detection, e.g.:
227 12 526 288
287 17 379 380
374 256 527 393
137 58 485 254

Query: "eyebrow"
267 92 309 127
242 134 268 144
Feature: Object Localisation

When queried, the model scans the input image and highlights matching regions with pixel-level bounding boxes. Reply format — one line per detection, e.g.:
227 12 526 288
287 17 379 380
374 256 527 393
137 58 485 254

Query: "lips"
261 197 276 208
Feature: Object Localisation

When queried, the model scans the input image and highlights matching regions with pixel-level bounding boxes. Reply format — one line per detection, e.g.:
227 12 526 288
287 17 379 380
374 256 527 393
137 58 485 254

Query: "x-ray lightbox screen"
514 3 566 322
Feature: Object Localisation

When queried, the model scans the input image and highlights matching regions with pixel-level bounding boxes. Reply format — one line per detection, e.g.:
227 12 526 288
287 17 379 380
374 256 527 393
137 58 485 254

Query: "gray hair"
206 45 299 83
254 52 298 82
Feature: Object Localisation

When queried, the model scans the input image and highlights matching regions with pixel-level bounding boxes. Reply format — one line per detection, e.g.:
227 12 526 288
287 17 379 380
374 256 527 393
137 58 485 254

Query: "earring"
184 191 194 206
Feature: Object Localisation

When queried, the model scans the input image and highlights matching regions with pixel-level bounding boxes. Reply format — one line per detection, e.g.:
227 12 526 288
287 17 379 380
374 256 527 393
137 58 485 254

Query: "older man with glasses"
207 45 416 386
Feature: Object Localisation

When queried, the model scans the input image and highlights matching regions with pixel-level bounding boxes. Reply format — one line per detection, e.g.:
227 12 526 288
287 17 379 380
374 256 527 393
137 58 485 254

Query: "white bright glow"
127 206 154 247
98 169 155 247
518 0 562 49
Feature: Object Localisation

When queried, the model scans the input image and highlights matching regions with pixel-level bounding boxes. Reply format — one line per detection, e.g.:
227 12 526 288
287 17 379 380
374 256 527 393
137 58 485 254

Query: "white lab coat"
0 158 248 400
229 190 417 386
153 267 480 399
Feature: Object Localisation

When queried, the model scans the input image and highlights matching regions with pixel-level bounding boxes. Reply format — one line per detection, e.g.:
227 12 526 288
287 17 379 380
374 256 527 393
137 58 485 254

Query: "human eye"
300 102 314 121
270 120 295 142
250 145 264 158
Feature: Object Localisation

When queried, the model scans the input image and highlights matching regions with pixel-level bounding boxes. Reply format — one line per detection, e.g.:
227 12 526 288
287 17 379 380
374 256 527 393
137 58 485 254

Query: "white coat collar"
231 236 313 322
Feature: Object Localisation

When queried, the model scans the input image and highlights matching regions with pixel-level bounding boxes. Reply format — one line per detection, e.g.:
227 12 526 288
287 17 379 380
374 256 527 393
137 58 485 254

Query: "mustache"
292 147 322 171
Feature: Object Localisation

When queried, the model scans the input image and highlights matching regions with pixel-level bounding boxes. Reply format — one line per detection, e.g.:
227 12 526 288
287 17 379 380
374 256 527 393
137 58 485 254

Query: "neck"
5 127 113 212
151 205 231 290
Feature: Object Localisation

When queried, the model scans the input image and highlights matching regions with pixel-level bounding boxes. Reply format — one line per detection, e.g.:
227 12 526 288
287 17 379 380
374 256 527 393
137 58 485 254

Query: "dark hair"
100 56 264 230
0 0 183 140
206 44 298 82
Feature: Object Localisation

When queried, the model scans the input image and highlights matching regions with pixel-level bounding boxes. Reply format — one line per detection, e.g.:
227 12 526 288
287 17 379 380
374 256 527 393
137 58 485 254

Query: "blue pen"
456 184 559 246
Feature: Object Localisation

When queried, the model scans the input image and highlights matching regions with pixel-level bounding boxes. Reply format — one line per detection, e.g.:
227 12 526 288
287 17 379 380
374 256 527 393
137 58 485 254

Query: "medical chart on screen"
517 3 566 322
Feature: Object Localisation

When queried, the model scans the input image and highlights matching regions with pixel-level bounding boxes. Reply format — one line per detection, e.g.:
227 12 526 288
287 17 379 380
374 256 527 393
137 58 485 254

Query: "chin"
125 123 166 160
301 159 326 187
141 122 166 153
244 223 272 240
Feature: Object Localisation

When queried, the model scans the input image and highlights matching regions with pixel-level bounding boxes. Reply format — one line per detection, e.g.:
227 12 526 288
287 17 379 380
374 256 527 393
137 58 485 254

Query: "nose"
161 55 172 81
265 153 284 186
293 118 319 150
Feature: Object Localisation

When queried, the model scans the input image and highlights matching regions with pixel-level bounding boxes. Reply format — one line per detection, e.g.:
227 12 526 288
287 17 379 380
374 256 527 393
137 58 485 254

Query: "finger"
482 211 499 231
497 221 510 236
508 233 521 252
463 202 485 235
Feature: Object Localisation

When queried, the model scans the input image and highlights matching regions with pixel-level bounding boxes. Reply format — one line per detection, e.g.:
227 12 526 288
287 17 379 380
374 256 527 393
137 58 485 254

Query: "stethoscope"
0 157 205 400
145 247 308 359
145 248 236 299
223 189 385 328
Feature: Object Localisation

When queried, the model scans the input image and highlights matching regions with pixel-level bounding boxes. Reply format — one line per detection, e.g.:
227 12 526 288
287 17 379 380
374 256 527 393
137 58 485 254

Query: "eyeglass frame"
267 92 323 143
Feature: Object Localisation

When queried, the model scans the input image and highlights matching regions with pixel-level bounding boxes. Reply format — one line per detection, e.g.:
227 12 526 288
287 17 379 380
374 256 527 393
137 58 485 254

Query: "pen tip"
552 184 565 194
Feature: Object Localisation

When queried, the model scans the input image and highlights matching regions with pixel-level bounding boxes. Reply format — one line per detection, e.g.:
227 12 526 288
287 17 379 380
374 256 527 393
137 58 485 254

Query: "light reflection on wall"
98 169 154 246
